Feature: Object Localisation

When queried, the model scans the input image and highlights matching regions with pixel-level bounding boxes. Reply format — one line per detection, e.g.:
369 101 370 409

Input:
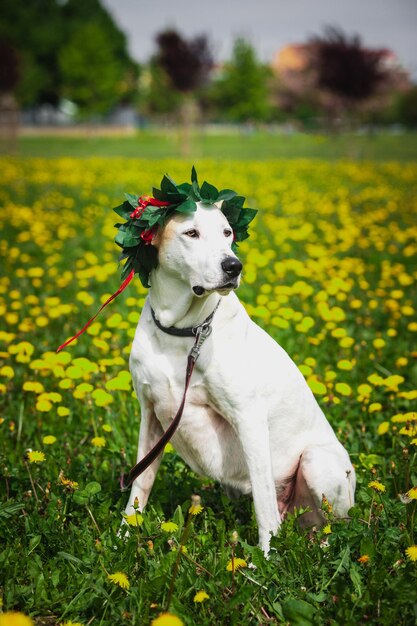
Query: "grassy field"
4 129 417 161
0 155 417 625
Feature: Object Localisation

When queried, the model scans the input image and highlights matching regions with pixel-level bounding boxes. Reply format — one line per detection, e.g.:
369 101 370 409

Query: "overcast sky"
102 0 417 78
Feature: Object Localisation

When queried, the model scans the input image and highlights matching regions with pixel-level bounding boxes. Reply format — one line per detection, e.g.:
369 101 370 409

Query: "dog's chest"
131 336 249 482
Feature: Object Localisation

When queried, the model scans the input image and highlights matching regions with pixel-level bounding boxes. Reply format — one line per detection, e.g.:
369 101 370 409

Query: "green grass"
5 129 417 161
0 157 416 625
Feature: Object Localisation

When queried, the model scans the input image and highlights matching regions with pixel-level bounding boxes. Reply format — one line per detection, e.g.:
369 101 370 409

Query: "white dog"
125 202 355 554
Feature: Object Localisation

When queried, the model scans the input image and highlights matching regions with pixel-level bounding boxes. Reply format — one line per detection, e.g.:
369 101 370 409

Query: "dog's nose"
221 256 243 278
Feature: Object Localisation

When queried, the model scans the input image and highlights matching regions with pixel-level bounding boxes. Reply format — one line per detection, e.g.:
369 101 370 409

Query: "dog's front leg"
236 411 281 555
124 398 164 516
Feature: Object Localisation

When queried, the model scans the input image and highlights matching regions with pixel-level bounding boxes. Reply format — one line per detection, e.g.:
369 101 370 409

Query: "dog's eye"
224 229 232 237
184 229 199 238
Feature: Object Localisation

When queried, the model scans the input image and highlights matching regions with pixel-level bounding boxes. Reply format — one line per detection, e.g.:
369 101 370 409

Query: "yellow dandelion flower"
102 423 112 432
226 557 247 572
57 406 70 417
368 480 385 493
357 383 372 398
193 590 209 603
399 425 417 437
189 494 203 515
22 381 44 394
123 513 144 526
382 375 404 392
335 382 352 397
151 613 184 626
407 487 417 500
161 521 179 533
107 571 130 590
27 450 46 463
0 365 15 379
0 612 34 626
373 338 385 350
58 473 79 490
399 390 417 400
405 545 417 562
369 402 382 413
377 422 390 435
60 621 84 626
36 399 52 413
43 435 57 445
91 436 106 448
91 389 113 407
358 554 370 564
323 524 332 535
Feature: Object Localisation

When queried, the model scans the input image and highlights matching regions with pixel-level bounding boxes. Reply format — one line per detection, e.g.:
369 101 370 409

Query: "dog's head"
152 202 242 296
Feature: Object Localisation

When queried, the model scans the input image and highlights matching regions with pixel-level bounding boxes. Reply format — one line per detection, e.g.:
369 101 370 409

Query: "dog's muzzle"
193 257 242 296
221 256 243 278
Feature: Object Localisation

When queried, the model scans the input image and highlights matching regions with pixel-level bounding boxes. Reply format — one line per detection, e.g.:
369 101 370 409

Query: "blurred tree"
394 86 417 128
0 0 139 115
309 27 390 128
0 38 20 150
210 38 271 123
59 22 128 117
154 29 213 153
141 59 183 118
0 0 63 106
156 30 212 93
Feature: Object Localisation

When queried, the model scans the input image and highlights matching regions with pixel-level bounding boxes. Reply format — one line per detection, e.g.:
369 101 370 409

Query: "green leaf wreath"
113 166 257 288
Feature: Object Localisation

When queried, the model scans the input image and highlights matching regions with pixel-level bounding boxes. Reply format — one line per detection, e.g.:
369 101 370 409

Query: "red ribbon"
57 269 135 352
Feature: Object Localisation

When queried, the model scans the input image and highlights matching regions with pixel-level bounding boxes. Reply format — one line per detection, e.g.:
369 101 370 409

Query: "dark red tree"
0 39 20 94
155 30 212 93
311 27 388 104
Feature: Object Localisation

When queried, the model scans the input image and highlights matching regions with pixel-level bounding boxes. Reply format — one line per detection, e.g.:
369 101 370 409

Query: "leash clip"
189 323 212 362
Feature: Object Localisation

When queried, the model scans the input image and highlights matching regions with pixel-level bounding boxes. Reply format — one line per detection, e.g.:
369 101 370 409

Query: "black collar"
150 301 220 337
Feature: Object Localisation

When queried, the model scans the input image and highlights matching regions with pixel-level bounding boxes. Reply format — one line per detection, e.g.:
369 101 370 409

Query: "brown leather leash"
120 302 220 491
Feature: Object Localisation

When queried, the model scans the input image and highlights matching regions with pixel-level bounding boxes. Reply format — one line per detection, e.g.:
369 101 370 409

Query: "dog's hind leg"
124 399 164 516
294 442 356 526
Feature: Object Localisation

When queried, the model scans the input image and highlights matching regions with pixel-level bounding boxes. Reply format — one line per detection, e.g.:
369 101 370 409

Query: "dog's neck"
149 266 220 329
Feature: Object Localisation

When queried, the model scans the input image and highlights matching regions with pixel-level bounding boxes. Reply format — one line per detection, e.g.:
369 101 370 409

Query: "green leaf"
57 551 84 565
28 535 42 556
113 201 133 220
217 189 237 201
124 193 139 208
161 174 179 194
177 182 192 194
225 194 245 208
85 481 101 496
359 453 383 469
360 536 375 558
236 208 258 227
349 564 363 598
191 165 198 183
123 234 141 248
73 491 89 505
282 599 316 626
200 181 219 202
221 204 241 224
0 502 25 518
190 180 201 201
152 187 165 201
121 256 133 280
176 198 197 214
115 229 127 247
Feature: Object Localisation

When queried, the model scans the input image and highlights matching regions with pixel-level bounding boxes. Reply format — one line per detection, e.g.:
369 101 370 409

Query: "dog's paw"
116 516 130 541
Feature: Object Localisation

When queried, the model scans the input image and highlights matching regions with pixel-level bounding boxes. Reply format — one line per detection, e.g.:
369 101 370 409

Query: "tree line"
1 0 416 129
